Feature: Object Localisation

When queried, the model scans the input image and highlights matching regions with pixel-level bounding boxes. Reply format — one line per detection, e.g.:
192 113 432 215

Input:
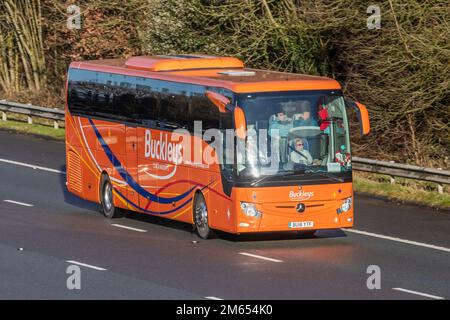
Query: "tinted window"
110 93 129 120
159 92 189 129
68 70 114 118
67 69 229 132
189 96 220 131
134 86 159 126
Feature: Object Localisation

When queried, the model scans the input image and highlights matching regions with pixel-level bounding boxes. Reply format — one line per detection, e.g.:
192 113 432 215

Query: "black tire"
100 174 123 219
193 192 212 239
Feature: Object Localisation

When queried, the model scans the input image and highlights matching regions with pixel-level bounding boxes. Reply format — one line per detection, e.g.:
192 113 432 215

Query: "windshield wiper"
305 170 344 183
249 169 345 186
250 171 295 186
250 168 312 186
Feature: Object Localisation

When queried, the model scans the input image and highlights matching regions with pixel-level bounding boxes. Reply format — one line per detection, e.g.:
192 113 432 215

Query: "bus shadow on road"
124 210 194 234
57 167 348 242
124 209 347 242
216 228 347 242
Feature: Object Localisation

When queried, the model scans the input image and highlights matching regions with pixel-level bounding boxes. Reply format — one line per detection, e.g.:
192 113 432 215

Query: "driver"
290 138 313 165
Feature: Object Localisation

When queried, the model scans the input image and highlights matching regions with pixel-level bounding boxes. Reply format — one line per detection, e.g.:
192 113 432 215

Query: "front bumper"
236 200 354 233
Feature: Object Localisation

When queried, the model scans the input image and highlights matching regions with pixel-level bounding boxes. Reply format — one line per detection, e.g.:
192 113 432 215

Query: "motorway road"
0 130 449 300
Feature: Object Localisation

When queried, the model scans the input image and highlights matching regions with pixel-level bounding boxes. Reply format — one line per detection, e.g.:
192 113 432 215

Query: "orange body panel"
125 55 244 72
232 184 353 233
66 113 236 231
65 55 356 235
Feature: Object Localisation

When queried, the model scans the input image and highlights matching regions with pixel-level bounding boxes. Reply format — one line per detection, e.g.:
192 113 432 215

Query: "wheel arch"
98 170 109 203
191 188 205 224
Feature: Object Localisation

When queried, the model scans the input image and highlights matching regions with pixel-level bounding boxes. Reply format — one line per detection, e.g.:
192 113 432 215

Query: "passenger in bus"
269 109 293 163
268 110 293 137
318 104 331 131
293 101 318 127
290 138 313 165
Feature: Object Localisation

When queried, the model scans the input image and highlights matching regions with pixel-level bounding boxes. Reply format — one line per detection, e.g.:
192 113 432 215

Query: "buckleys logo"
144 130 183 165
289 187 314 201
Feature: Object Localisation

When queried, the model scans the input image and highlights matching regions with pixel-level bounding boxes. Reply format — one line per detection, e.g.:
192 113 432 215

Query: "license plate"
288 221 314 229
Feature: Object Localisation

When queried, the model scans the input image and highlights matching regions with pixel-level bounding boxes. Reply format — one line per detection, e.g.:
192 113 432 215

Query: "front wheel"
193 193 212 239
100 175 123 219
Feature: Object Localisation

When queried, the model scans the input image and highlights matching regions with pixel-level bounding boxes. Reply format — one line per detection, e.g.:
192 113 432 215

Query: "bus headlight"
338 197 352 214
240 202 261 218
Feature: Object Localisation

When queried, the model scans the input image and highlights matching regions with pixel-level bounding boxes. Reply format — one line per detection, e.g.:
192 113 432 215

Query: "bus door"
137 127 160 215
156 129 191 221
94 119 127 206
125 125 139 210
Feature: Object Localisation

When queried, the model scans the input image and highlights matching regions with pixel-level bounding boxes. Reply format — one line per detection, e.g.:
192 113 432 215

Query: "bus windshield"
235 90 352 183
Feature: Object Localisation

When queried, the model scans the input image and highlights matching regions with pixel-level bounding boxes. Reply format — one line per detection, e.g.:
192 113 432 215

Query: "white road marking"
0 158 65 174
66 260 107 271
4 200 34 207
111 224 147 233
344 229 450 253
238 252 283 263
393 287 444 300
205 296 224 300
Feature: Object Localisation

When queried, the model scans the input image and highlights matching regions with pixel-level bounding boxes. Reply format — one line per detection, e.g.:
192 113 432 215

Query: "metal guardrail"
352 157 449 193
0 99 65 129
0 99 449 192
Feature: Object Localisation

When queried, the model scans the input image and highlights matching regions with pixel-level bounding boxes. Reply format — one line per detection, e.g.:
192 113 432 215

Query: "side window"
134 88 159 127
159 92 189 129
68 82 85 115
207 98 220 130
91 75 113 117
67 70 98 116
107 77 132 121
189 96 220 132
220 110 234 179
112 91 135 121
220 110 233 131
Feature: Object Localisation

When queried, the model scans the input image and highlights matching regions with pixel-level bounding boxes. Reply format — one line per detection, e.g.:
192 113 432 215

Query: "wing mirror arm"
206 90 247 139
206 91 232 113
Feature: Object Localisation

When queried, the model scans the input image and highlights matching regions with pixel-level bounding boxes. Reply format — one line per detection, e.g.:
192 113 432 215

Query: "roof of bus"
69 55 341 93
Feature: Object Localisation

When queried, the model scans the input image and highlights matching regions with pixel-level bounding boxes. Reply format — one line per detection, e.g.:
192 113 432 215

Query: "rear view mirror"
347 99 370 135
234 106 247 140
354 101 370 135
206 91 231 113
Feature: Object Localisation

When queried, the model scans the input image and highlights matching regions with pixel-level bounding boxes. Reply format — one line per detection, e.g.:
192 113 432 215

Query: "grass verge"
354 176 450 210
0 119 65 140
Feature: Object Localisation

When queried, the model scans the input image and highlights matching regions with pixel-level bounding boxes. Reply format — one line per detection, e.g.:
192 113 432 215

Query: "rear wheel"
193 193 212 239
100 175 123 219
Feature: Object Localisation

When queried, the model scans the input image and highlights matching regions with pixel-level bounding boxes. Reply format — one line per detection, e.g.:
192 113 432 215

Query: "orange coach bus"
65 54 370 239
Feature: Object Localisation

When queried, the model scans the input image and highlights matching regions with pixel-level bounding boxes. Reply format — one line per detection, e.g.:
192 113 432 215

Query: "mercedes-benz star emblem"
296 203 306 213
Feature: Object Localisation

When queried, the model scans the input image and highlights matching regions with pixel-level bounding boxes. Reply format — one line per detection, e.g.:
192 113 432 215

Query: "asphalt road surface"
0 130 449 300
